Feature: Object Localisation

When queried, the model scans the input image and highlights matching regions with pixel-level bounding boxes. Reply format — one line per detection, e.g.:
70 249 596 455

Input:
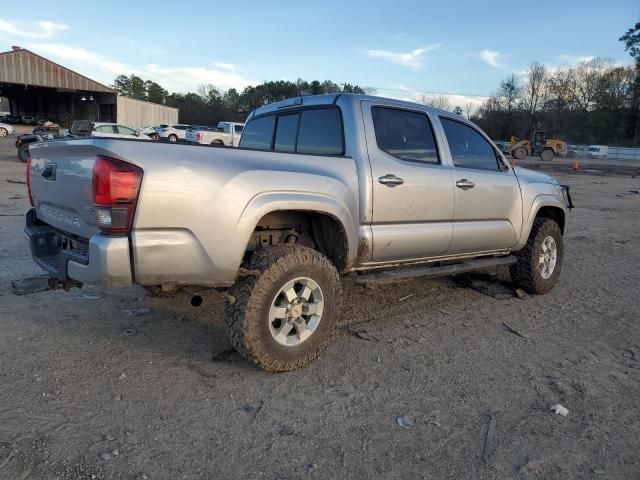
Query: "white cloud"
144 64 253 92
0 20 68 39
480 49 502 68
558 54 595 65
365 45 441 70
24 43 255 92
213 61 237 71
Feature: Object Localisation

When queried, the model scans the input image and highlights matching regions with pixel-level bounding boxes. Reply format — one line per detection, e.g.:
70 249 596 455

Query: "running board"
355 256 517 286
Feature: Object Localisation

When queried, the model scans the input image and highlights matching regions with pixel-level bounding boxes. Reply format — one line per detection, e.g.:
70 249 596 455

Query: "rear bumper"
25 208 132 287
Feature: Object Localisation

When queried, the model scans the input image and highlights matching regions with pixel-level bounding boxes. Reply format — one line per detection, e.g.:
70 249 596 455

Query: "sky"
0 0 637 110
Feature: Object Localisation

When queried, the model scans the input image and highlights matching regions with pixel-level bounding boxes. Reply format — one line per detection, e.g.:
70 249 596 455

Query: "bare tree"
521 62 548 135
417 95 452 111
465 102 474 119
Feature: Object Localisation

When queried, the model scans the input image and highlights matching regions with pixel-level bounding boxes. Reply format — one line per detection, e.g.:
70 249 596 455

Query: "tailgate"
185 129 199 142
28 138 102 239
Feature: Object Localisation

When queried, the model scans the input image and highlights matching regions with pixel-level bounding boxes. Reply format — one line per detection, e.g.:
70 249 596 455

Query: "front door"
364 102 455 263
438 116 522 254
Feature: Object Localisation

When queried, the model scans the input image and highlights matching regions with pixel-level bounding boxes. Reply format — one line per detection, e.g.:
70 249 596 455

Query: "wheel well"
247 211 349 271
535 206 565 233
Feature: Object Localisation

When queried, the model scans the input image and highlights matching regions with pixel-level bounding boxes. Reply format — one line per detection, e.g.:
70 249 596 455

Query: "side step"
355 255 517 286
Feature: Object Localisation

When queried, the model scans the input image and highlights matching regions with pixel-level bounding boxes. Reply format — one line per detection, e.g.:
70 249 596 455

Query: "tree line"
472 22 640 146
111 75 371 126
112 21 640 146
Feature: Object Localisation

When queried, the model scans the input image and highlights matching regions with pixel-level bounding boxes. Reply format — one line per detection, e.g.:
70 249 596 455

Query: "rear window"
371 106 439 164
274 114 299 152
240 107 344 155
239 116 275 150
296 109 343 155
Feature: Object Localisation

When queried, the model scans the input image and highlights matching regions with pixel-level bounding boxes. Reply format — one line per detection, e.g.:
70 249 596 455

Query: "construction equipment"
504 131 567 161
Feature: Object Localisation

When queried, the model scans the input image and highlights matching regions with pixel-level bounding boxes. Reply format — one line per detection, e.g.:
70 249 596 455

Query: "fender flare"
514 194 567 251
234 191 359 266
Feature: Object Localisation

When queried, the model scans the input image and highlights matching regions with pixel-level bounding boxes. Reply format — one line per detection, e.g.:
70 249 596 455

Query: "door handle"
455 179 474 190
378 174 404 187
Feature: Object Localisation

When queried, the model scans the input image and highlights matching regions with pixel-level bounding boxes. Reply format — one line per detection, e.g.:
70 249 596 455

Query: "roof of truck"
249 93 454 120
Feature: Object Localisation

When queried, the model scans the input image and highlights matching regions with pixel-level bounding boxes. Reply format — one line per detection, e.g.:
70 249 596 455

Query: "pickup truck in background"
24 94 572 372
185 121 244 146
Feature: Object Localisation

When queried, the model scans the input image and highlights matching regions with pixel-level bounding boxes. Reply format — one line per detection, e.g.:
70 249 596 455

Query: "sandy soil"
0 137 639 479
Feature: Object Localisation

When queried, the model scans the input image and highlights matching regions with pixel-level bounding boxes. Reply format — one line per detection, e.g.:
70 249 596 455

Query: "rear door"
363 101 455 263
437 116 522 254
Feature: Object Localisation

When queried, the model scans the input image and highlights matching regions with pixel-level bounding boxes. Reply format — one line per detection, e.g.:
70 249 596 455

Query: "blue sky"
0 0 637 109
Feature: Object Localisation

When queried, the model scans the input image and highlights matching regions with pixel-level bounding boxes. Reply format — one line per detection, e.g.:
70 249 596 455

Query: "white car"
157 124 190 142
90 122 152 140
185 121 244 146
0 123 16 137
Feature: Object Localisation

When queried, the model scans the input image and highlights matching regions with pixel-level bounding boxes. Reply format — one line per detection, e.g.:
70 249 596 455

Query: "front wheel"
168 134 178 142
225 245 342 372
18 144 30 162
540 148 555 161
0 127 7 137
512 147 527 160
510 218 563 294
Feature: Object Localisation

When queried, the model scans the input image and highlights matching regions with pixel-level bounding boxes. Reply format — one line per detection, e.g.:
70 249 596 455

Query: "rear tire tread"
225 244 341 372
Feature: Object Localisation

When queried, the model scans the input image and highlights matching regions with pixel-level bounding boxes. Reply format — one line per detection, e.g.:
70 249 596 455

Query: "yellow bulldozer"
504 131 567 161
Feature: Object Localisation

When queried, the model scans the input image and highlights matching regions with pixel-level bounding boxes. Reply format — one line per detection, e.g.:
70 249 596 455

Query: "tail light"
196 132 203 141
26 154 34 206
92 156 143 233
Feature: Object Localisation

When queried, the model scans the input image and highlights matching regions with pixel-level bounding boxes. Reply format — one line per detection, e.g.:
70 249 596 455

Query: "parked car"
24 94 572 372
138 124 168 141
586 145 608 159
21 115 36 125
4 115 21 124
15 121 150 162
186 122 244 146
0 122 16 137
157 124 190 142
91 122 152 140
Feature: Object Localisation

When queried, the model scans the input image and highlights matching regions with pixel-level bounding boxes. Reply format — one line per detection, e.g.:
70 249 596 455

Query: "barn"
0 46 178 128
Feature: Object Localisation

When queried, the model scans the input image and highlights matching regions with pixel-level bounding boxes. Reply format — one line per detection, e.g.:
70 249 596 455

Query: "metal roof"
0 47 114 93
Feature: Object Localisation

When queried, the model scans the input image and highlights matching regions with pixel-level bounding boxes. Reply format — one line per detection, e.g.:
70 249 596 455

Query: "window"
239 115 275 150
117 125 137 136
296 108 343 155
234 124 244 134
173 125 187 130
217 123 231 134
274 113 299 152
94 125 116 133
371 107 439 164
440 118 500 171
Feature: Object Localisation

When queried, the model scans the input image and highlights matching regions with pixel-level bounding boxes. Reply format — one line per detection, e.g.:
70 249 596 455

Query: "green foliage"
620 21 640 63
113 75 370 126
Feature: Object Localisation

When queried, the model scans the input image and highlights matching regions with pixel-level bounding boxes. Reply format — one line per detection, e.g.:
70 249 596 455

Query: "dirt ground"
1 136 639 480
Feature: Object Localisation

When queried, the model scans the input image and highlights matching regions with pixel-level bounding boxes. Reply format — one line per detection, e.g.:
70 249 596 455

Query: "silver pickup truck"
25 94 572 371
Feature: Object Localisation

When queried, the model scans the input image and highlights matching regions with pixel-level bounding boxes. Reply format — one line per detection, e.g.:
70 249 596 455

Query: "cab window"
440 117 500 171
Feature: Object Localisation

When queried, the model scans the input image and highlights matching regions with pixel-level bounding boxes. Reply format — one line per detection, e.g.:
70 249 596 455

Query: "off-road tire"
512 147 527 160
540 148 555 162
510 218 563 294
225 244 342 372
18 144 30 162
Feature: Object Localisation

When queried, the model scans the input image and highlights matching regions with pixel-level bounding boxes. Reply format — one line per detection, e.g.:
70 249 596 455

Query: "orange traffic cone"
572 160 579 171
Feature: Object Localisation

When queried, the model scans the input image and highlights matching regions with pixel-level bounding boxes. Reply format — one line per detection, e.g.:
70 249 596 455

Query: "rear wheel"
0 127 7 137
540 148 555 161
18 144 30 162
225 244 341 372
211 140 224 146
168 134 178 142
510 218 563 294
512 147 527 160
